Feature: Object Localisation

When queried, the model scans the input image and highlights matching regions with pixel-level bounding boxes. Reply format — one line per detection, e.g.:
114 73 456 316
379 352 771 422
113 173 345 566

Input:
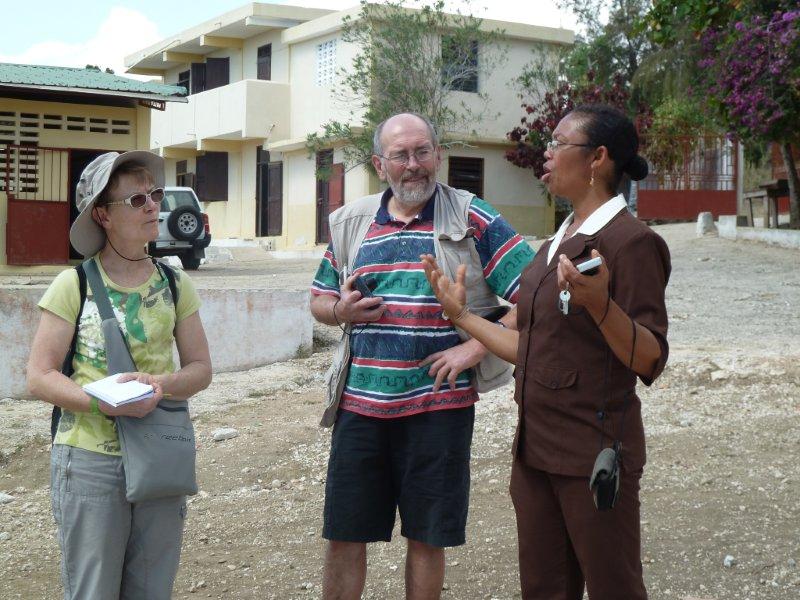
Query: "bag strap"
153 259 179 306
84 258 138 375
53 264 88 441
84 258 116 321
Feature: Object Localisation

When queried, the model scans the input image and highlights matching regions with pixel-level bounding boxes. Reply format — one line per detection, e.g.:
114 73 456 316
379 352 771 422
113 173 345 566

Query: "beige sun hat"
69 150 165 257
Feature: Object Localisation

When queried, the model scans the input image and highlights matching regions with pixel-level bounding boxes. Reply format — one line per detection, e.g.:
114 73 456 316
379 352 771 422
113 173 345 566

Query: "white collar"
546 194 628 265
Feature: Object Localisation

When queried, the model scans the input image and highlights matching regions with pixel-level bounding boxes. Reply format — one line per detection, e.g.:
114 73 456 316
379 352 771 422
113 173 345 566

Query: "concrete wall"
0 287 312 399
718 215 800 249
288 32 363 139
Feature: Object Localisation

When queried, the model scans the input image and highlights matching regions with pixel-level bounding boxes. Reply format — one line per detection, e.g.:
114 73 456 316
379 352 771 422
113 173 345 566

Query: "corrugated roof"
0 63 186 98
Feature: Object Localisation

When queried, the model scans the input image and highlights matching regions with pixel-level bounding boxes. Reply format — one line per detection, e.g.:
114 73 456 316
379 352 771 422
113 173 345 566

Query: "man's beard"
386 168 437 207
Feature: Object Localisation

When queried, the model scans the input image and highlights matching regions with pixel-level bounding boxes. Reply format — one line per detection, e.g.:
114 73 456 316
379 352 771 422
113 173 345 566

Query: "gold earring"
589 171 595 187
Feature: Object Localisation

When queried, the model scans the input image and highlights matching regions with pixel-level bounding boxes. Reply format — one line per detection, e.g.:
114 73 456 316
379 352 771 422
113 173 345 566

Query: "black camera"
589 445 620 511
353 275 378 298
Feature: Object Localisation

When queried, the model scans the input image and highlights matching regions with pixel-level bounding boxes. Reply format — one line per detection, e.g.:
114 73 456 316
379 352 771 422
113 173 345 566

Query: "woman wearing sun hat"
27 150 212 599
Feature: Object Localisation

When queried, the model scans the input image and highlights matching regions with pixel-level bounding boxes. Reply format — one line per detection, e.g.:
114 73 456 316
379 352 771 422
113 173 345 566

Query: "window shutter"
257 44 272 81
196 152 228 202
267 162 283 236
190 63 206 94
205 58 230 91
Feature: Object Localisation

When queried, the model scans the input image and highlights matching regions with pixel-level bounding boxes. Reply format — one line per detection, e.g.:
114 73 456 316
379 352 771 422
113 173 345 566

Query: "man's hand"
420 338 487 392
336 273 386 324
97 372 163 418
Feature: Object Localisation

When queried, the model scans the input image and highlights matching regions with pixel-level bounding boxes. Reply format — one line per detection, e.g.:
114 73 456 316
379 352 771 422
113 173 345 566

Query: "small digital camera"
353 275 378 298
589 445 620 511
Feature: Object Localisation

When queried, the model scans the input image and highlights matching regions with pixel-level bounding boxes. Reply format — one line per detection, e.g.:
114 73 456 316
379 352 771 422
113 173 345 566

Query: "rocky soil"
1 223 798 599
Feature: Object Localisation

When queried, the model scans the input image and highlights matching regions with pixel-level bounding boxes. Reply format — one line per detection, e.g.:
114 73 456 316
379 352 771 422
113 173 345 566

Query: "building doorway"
256 146 282 237
69 149 106 259
315 150 344 245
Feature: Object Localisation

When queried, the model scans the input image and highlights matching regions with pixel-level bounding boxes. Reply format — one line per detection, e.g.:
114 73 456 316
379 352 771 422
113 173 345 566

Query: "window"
176 160 195 189
448 156 484 198
315 40 337 86
442 37 479 93
177 70 190 94
162 189 198 212
189 58 229 94
257 44 272 80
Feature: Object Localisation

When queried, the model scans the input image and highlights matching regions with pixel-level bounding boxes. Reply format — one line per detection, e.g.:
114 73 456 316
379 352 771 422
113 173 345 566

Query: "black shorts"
322 405 475 548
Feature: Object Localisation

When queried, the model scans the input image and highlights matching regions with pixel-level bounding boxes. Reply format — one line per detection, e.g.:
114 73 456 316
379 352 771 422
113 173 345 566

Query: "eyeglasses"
379 146 435 166
106 187 165 209
546 140 595 153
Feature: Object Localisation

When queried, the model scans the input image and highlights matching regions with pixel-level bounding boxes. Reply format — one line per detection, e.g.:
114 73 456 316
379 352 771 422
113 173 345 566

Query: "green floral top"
38 257 202 455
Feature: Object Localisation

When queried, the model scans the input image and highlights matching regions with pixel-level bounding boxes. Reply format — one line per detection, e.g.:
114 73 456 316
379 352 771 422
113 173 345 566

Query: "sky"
0 0 580 78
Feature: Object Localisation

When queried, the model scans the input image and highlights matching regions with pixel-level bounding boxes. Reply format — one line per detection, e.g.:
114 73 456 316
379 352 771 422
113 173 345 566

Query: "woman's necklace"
107 238 151 262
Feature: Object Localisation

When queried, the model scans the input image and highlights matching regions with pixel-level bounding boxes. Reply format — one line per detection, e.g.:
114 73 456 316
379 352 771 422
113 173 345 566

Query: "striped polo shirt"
311 188 535 419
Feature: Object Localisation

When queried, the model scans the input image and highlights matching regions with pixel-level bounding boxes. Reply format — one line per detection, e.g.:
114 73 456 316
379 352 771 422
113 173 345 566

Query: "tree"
305 0 506 175
643 97 706 188
647 1 800 227
558 0 653 90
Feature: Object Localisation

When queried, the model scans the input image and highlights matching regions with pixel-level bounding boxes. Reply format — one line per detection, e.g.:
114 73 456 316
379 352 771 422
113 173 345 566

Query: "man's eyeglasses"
106 187 165 209
546 140 595 153
379 146 435 166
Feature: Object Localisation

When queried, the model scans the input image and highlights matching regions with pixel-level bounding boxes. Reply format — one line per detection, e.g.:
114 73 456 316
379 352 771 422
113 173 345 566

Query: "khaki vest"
320 183 513 427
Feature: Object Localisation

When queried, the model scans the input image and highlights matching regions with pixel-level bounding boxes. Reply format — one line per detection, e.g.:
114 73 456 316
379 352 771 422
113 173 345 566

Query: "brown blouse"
512 208 671 476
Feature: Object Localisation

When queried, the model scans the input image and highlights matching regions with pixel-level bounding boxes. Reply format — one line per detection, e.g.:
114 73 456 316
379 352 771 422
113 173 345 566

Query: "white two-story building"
125 2 573 250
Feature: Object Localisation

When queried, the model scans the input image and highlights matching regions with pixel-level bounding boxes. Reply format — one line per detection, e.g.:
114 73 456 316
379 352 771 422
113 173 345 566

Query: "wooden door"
266 161 282 236
315 150 333 244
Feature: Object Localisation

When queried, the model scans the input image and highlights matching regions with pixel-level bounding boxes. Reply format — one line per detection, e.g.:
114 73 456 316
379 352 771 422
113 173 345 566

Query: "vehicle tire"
180 252 201 270
167 205 203 241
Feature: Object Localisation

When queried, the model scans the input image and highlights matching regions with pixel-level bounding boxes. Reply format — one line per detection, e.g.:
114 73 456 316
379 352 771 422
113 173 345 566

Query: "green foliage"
305 0 507 177
646 0 742 45
557 0 653 96
646 1 794 45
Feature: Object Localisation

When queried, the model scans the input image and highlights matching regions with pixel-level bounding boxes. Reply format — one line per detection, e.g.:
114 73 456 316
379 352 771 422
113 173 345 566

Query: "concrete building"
0 63 186 267
125 2 573 251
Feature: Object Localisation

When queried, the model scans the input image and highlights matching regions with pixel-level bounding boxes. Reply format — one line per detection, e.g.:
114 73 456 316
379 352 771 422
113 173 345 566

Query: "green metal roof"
0 63 186 99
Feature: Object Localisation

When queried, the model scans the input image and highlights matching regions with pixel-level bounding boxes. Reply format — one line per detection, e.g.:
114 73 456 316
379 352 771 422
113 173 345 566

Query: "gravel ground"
1 223 798 599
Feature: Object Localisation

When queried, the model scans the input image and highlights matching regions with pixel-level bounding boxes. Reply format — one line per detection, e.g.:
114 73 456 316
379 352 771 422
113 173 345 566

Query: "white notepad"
83 375 154 407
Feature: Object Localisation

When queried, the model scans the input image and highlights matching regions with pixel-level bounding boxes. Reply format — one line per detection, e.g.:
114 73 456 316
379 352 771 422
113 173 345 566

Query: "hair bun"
625 155 649 181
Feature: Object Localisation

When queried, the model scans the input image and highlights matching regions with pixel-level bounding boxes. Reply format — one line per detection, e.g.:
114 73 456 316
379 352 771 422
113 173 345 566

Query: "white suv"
147 187 211 270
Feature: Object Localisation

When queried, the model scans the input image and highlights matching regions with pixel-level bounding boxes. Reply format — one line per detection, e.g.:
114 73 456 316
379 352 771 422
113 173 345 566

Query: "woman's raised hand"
420 254 468 321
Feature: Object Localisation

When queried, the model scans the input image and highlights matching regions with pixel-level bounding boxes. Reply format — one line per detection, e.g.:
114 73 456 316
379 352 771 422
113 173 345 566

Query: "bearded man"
310 112 535 600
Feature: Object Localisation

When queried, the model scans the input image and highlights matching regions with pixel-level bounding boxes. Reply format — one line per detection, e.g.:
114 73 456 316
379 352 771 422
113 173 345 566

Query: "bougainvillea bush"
697 9 800 144
696 8 800 225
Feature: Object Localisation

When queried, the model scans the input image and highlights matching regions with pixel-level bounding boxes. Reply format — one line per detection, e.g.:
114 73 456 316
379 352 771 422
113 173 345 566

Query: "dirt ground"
1 223 799 599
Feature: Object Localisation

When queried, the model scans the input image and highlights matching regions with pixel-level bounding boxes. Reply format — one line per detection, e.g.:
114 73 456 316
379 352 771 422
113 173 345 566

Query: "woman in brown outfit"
423 104 670 599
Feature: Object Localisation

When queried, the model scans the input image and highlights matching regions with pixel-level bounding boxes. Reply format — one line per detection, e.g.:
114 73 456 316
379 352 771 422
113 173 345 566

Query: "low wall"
638 190 737 220
0 287 312 399
717 215 800 249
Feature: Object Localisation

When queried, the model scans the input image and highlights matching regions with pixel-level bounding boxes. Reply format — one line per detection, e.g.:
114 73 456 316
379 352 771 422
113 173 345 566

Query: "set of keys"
557 256 603 316
558 286 571 316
